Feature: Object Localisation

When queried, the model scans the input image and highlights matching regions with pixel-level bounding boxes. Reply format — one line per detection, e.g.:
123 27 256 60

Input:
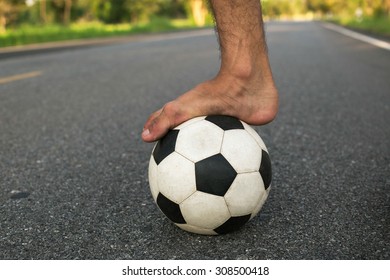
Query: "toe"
142 114 169 142
142 103 177 142
143 109 162 131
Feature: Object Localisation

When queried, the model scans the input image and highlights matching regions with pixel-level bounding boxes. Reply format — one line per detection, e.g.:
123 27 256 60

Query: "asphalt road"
0 22 389 260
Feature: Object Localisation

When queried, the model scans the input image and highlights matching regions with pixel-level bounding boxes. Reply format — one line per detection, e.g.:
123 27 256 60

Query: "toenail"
142 129 150 137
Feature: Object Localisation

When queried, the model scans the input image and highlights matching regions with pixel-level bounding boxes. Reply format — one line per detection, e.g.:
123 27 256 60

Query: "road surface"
0 22 389 259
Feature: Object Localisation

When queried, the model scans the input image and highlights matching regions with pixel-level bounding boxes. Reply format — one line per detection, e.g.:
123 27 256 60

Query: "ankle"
221 62 255 81
218 63 275 95
221 52 273 82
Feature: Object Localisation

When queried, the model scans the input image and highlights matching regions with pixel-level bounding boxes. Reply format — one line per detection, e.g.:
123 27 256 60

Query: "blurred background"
0 0 389 48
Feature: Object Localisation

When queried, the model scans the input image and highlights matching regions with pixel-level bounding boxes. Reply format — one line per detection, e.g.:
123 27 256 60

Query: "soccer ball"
148 115 272 235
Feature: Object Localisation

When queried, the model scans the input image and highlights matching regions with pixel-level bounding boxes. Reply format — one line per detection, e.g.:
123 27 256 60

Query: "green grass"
333 16 390 37
0 17 204 48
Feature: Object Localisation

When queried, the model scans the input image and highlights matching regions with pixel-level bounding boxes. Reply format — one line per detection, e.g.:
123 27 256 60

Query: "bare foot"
142 71 278 142
142 0 278 142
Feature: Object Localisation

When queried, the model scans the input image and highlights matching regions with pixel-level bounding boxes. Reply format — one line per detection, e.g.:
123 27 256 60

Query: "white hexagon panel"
180 191 230 229
175 120 224 162
221 129 262 173
157 152 196 204
242 122 268 152
224 172 265 216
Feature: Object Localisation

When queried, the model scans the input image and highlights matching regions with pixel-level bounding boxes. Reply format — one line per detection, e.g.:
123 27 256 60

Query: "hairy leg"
142 0 278 142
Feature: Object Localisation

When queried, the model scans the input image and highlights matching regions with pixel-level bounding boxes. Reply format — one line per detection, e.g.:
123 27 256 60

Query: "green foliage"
261 0 389 19
334 15 390 36
1 0 389 45
156 0 187 18
0 17 199 47
1 0 189 29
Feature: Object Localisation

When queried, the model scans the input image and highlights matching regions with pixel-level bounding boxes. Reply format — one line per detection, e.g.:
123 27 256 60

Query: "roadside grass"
3 15 388 48
332 16 390 37
0 17 207 48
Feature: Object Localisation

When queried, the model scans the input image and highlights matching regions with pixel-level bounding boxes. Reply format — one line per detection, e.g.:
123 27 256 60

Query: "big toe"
142 110 172 142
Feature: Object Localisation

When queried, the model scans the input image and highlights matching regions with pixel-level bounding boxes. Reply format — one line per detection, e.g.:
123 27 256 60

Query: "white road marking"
322 22 390 51
0 71 42 85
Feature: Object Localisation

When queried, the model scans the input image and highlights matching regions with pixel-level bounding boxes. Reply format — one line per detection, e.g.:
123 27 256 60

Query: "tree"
126 0 166 23
63 0 72 24
188 0 208 26
0 0 10 32
0 0 25 32
157 0 186 19
40 0 46 23
306 0 334 14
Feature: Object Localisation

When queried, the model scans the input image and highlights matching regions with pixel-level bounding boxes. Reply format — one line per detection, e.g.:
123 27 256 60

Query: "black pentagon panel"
205 115 244 130
214 215 251 234
259 150 272 190
156 193 186 224
195 153 237 196
153 129 179 165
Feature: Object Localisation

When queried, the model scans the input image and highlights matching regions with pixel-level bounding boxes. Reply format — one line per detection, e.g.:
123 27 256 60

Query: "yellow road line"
0 71 43 85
